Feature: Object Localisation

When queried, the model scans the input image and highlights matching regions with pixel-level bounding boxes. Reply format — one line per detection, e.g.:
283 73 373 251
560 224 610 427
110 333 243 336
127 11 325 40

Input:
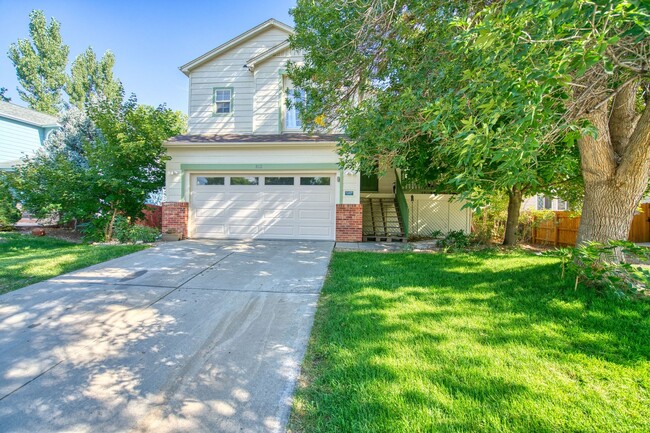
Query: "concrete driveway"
0 239 333 433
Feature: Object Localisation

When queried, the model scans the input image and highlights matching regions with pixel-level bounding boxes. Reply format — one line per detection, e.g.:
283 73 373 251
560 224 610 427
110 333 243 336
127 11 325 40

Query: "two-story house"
0 101 59 170
162 19 362 242
162 19 472 242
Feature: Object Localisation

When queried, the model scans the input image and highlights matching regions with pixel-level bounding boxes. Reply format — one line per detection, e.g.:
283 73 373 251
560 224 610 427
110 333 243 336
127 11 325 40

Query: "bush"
113 216 160 243
545 241 650 298
81 215 160 243
437 230 472 252
0 175 22 230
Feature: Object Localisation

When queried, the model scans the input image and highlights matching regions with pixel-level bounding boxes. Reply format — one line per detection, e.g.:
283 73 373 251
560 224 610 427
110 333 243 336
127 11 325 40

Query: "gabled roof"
0 101 59 128
245 40 291 71
179 18 294 76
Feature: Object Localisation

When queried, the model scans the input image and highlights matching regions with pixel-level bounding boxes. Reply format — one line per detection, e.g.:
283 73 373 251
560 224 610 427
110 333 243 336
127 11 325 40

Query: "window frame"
284 87 305 130
213 87 234 116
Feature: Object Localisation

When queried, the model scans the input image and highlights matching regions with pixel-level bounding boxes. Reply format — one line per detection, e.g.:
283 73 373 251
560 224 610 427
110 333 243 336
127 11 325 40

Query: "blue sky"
0 0 296 113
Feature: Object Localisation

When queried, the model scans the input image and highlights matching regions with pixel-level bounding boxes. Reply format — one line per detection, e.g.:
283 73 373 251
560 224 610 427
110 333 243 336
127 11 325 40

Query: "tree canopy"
68 47 123 109
11 97 186 239
288 0 649 244
7 10 69 115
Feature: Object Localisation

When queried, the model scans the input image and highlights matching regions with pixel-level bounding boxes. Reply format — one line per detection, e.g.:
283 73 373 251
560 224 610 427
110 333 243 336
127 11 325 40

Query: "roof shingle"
0 101 59 127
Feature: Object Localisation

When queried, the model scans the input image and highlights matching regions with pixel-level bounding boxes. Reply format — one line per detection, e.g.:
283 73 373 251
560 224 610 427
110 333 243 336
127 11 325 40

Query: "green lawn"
0 232 147 295
290 251 650 433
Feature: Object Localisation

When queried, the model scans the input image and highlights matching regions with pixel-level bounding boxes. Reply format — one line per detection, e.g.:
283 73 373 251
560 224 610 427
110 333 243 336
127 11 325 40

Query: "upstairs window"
285 88 305 130
214 88 233 114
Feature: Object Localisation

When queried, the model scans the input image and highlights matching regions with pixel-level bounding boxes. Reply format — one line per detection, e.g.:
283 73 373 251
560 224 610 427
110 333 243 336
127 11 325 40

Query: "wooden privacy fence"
135 205 162 229
532 204 650 246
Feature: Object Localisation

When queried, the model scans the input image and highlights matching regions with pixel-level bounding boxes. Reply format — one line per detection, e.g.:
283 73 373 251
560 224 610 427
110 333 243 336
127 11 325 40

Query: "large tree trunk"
503 187 523 246
576 80 650 245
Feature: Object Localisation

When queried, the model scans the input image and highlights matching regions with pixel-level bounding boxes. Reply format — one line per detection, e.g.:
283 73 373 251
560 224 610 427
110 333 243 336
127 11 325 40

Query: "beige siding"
188 27 291 134
253 49 303 134
164 144 360 206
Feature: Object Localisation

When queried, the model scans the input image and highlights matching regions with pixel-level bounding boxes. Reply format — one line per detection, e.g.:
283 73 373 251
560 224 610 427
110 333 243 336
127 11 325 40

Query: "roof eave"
164 141 338 148
245 41 292 70
179 18 294 75
0 113 59 128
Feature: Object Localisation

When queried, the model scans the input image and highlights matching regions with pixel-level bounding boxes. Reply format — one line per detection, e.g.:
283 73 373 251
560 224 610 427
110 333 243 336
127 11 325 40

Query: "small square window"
214 88 232 114
300 176 331 186
196 176 225 185
230 176 259 186
265 177 294 185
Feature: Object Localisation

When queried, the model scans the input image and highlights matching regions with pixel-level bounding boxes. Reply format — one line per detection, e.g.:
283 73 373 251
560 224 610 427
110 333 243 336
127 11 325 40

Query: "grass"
0 232 147 295
289 251 650 433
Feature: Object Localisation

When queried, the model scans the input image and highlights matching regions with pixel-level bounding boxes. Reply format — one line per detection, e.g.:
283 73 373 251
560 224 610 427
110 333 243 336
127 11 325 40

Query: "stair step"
361 197 406 243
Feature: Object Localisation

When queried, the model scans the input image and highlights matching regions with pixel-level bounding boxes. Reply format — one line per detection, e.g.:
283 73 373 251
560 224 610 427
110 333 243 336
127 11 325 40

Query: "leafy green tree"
466 0 649 245
67 47 123 108
289 0 649 245
288 0 580 245
12 97 187 240
0 87 10 102
86 96 186 239
7 10 69 115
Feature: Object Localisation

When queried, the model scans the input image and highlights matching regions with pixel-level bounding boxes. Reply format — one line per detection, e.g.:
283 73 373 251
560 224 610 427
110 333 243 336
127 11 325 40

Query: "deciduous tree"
7 10 68 115
288 0 580 245
67 48 123 108
289 0 649 245
12 97 186 240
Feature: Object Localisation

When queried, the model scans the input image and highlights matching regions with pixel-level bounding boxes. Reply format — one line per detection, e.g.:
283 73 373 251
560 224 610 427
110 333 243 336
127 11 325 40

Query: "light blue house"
0 101 59 170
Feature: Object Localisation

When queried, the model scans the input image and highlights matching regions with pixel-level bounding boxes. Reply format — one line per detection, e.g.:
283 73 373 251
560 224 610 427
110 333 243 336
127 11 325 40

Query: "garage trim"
180 163 339 171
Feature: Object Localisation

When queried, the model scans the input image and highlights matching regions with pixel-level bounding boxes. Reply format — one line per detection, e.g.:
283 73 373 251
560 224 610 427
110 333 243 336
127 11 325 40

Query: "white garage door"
190 174 336 240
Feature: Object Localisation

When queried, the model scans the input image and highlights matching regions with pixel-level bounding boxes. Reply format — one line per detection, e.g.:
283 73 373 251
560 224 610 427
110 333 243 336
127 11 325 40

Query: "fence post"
554 214 560 246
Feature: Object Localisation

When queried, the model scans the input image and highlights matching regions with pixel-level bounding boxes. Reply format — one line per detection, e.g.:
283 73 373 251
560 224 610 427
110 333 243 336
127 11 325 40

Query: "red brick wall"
336 204 363 242
162 202 189 239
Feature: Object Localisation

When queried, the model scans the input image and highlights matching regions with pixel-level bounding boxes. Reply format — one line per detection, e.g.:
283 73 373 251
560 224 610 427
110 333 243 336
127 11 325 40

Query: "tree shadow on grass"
292 251 650 433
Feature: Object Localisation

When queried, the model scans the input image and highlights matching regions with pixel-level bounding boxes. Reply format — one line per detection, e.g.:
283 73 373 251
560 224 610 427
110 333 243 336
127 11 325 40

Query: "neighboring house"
522 195 570 211
0 101 59 170
163 19 471 242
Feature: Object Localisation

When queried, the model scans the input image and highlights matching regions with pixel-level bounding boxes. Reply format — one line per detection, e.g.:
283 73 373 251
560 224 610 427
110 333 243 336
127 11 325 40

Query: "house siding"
253 49 303 134
188 27 291 135
0 118 45 164
165 144 350 202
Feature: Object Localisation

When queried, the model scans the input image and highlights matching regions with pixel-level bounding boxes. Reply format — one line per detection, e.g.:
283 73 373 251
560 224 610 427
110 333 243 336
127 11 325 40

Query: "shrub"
113 215 159 243
437 230 472 252
545 241 650 298
81 215 160 243
0 174 21 230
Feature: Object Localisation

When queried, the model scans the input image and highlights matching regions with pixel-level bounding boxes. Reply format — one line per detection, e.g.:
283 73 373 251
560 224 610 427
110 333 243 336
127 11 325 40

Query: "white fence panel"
406 194 471 237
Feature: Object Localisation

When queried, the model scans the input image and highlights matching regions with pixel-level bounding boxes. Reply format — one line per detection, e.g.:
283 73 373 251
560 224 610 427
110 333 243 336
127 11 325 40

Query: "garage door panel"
227 192 260 201
191 174 335 240
298 226 332 237
194 208 228 218
299 192 331 202
264 225 296 236
299 210 332 220
264 209 295 219
227 208 263 219
194 224 226 236
228 225 259 235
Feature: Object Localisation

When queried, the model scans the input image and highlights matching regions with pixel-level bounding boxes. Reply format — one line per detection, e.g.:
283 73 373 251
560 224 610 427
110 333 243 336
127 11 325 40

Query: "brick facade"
336 204 363 242
162 202 189 239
